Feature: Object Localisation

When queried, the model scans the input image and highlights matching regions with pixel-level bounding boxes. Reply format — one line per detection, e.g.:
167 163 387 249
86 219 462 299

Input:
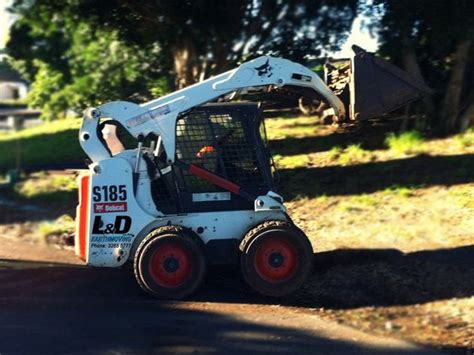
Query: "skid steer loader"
75 46 430 299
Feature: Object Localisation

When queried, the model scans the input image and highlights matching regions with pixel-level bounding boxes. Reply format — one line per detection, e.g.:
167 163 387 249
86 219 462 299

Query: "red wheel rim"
254 237 298 282
149 242 192 288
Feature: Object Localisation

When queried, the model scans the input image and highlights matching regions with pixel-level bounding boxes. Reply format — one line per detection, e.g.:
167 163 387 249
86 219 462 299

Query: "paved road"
0 239 442 354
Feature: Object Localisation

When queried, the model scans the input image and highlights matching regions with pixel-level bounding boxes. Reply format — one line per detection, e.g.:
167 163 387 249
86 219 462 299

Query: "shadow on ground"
279 153 474 199
1 245 471 353
299 245 474 308
0 260 444 354
196 245 474 310
0 245 472 310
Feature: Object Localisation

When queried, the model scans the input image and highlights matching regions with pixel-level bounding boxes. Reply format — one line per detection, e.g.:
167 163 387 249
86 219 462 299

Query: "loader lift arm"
79 56 345 164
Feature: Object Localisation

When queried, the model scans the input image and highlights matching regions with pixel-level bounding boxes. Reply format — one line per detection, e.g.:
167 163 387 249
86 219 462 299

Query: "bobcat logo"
254 59 273 77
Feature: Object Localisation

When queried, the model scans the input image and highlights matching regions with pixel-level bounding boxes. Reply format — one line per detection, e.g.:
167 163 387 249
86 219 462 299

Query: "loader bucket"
349 45 432 120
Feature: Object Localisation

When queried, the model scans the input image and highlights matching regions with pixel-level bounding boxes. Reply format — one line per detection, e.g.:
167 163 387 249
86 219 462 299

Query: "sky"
0 1 378 57
0 0 13 49
334 15 379 57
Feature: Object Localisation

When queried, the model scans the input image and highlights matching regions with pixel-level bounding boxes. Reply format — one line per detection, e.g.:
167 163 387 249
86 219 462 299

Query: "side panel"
86 158 155 267
83 157 288 268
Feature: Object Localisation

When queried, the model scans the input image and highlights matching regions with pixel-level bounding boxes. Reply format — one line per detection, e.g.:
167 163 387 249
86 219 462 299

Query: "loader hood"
350 45 433 120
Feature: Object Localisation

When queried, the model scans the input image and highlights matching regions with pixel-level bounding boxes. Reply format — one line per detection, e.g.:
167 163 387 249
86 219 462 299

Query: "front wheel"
240 220 313 297
134 226 205 300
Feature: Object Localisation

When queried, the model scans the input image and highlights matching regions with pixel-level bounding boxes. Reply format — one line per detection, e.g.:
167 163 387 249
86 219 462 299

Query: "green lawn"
0 119 84 171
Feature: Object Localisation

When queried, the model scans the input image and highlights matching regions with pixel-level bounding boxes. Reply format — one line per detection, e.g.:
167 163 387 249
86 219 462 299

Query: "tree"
7 0 357 118
7 0 170 119
81 0 358 88
365 0 474 133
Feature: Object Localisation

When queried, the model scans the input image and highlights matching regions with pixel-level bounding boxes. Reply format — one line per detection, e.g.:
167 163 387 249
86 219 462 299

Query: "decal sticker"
192 192 231 202
254 59 273 78
94 202 128 213
92 215 132 234
126 105 171 128
149 104 170 119
90 234 133 250
126 113 151 128
91 235 133 243
92 185 127 202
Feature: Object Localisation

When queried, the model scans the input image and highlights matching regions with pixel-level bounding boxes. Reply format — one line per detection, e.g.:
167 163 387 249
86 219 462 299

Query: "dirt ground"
0 242 444 355
0 116 473 353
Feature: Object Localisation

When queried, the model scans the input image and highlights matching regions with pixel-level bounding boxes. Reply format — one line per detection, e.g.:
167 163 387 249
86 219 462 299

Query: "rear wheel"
134 226 205 300
240 220 313 297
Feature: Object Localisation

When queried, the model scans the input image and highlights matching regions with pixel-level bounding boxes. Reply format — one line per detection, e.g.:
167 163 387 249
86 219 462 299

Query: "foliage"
7 0 357 117
27 61 68 120
78 0 357 87
364 0 474 132
384 131 424 155
7 1 170 119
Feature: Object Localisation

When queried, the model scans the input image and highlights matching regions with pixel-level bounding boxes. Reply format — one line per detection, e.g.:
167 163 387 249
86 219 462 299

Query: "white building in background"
0 70 28 100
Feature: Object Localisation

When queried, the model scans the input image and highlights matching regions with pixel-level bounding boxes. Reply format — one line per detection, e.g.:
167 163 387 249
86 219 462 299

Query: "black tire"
134 226 205 300
240 220 313 297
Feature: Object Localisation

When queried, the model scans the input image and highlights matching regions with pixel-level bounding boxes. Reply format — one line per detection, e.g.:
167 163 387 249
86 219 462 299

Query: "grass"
39 214 76 238
273 154 309 169
14 171 78 202
0 118 84 172
384 130 425 154
450 187 474 209
383 184 422 198
337 144 369 165
338 194 379 212
455 128 474 148
324 144 372 166
15 171 77 198
264 115 322 140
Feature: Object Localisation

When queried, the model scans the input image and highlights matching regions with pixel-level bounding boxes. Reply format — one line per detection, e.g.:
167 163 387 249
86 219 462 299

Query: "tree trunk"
172 38 201 89
459 88 474 132
441 38 472 132
401 36 435 116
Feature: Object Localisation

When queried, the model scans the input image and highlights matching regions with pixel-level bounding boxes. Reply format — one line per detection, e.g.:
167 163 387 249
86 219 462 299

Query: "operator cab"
170 102 274 213
99 102 275 215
